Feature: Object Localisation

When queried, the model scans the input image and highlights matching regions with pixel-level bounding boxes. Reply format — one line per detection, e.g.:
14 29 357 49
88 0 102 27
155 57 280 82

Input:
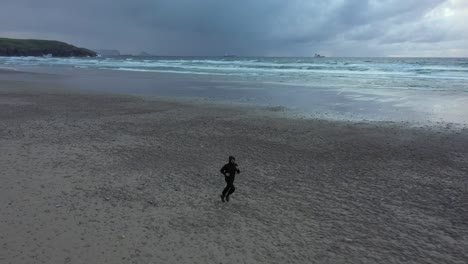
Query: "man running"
220 156 240 202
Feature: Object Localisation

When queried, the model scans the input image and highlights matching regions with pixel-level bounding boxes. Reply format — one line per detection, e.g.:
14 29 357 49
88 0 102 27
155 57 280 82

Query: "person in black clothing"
220 156 240 202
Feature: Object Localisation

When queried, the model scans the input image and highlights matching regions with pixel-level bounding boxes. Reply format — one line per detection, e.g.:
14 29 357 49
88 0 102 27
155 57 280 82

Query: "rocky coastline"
0 38 96 57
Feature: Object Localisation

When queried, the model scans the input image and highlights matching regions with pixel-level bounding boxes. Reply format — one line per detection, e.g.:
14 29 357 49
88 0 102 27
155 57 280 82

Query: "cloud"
0 0 466 56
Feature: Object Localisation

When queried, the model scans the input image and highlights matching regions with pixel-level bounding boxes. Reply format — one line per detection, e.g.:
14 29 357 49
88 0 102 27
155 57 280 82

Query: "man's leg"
221 176 231 199
222 184 230 197
228 184 235 195
225 178 235 201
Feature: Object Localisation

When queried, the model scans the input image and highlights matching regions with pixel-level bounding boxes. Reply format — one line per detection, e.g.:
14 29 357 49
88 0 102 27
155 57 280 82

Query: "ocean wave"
107 67 232 76
1 56 468 91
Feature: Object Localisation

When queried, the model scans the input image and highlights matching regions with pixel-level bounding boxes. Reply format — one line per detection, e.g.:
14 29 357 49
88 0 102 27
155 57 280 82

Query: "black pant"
222 176 235 197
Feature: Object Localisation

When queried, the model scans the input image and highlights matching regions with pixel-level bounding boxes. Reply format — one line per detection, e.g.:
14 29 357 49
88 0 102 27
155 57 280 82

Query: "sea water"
1 56 468 124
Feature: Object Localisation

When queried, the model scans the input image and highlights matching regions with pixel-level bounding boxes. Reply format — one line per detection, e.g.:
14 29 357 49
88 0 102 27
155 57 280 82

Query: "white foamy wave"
99 67 231 76
1 56 468 92
0 66 18 71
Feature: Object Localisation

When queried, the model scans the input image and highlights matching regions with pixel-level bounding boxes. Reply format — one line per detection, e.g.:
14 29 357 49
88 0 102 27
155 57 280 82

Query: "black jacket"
220 163 240 178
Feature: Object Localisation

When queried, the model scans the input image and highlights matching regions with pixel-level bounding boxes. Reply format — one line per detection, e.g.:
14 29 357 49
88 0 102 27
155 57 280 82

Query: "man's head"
229 156 236 163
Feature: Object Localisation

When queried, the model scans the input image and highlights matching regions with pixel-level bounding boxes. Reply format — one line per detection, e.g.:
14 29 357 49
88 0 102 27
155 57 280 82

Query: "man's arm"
236 164 240 174
220 165 227 175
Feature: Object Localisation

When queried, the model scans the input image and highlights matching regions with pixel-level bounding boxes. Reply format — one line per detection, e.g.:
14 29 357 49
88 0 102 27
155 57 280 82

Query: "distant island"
137 51 154 57
0 38 96 57
91 50 155 57
93 49 121 56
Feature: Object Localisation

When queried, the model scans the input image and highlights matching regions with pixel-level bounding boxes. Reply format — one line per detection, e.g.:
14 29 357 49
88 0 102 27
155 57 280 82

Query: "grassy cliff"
0 38 97 57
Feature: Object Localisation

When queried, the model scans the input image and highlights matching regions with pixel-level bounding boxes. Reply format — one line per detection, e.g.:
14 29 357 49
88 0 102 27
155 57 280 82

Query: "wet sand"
0 74 467 263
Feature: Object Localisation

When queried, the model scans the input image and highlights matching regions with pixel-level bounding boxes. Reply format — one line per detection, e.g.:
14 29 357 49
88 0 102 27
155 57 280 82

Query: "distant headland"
0 38 96 57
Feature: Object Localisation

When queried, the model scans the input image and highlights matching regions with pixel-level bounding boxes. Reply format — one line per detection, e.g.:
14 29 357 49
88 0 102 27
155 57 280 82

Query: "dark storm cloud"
0 0 462 56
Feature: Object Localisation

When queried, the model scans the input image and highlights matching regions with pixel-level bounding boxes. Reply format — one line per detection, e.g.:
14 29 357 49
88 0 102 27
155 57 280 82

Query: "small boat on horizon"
314 53 325 58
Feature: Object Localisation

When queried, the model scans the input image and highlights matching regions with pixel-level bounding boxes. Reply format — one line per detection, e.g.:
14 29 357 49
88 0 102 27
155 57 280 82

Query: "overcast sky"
1 0 467 57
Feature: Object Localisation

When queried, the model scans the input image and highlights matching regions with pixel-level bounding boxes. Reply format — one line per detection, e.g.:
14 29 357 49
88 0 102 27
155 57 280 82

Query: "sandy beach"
1 71 467 264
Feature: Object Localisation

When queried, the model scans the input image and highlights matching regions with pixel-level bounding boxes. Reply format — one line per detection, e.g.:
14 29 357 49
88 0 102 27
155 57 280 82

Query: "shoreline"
2 65 468 126
1 75 468 263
